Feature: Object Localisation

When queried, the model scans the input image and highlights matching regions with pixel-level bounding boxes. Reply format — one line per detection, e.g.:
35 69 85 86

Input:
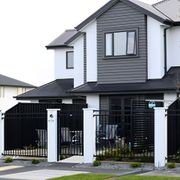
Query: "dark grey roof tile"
0 74 35 88
16 79 74 99
46 29 77 49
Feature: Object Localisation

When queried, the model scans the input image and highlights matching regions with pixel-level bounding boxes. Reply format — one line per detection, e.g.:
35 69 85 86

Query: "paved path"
139 167 180 177
0 161 147 180
0 169 88 180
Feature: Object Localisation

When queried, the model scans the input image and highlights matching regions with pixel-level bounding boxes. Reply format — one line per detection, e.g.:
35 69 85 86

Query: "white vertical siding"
73 36 84 88
54 48 74 80
167 26 180 70
147 16 165 79
82 21 97 82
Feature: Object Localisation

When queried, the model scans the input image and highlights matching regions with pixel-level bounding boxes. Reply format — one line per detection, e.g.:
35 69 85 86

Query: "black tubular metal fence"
94 109 154 162
167 109 180 162
4 103 86 158
57 104 87 160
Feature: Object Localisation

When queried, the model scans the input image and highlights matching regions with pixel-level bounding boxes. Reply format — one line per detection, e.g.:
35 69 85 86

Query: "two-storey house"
17 0 180 112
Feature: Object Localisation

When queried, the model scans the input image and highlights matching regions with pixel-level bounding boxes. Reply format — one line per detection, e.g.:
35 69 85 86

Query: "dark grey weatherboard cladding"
97 1 147 84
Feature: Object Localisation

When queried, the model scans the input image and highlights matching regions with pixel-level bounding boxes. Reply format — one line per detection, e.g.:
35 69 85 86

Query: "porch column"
83 108 96 163
47 109 60 162
0 111 4 158
154 107 167 168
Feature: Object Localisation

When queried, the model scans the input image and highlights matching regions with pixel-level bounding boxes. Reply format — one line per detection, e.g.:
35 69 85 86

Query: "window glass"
105 30 137 57
105 33 112 56
114 32 127 56
66 51 74 69
127 32 136 55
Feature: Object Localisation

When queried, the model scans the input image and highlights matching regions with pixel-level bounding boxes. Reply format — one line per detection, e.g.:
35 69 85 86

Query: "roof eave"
75 0 173 31
46 45 73 50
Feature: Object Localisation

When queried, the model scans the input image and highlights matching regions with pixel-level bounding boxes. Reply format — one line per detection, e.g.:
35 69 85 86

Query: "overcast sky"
0 0 160 86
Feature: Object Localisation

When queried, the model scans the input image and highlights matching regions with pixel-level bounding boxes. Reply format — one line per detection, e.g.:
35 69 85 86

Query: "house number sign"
48 113 55 122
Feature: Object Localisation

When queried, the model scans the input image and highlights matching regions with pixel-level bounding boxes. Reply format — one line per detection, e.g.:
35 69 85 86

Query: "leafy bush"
93 160 101 167
4 157 13 163
130 162 142 168
32 159 40 164
166 162 176 169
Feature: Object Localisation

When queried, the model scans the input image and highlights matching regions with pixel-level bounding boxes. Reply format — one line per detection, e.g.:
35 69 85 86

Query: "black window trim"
104 29 138 58
66 51 74 69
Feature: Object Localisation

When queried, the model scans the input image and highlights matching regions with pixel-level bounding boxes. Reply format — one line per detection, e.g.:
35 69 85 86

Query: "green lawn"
50 174 180 180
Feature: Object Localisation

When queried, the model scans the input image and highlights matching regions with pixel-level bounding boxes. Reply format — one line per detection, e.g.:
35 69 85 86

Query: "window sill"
103 55 139 60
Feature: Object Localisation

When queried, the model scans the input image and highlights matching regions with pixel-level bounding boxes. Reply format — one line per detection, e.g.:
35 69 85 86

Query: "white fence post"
0 111 4 158
83 108 96 163
154 107 167 168
47 109 60 162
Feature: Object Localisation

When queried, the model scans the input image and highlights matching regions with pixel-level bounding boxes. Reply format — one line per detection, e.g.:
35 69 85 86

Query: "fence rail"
94 110 154 162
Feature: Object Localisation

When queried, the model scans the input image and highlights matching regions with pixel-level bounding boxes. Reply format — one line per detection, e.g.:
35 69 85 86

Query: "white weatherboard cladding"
73 36 84 88
147 16 165 79
54 48 74 79
86 94 99 109
167 26 180 70
82 21 97 82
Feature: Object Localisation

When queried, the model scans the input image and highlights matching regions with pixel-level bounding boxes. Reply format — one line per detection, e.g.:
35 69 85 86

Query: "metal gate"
168 99 180 162
57 104 87 160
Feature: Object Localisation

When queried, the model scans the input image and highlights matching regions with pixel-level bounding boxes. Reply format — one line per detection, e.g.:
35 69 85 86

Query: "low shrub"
93 160 101 167
130 162 142 168
166 162 176 169
4 157 13 163
32 159 40 164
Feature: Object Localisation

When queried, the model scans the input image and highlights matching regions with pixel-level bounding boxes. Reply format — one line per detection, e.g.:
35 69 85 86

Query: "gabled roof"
16 79 74 100
0 74 35 88
75 0 173 30
153 0 180 22
46 29 77 49
71 67 180 94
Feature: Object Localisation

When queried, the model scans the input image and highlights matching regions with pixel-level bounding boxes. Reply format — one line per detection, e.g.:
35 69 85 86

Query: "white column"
154 107 167 168
0 111 4 157
47 109 60 162
83 108 96 163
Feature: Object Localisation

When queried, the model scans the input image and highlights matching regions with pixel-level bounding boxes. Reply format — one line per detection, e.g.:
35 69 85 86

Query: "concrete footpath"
0 159 179 180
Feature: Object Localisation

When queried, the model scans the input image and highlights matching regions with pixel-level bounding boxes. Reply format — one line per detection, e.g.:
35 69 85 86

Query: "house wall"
147 16 165 79
97 1 147 84
167 26 180 70
86 95 99 109
81 21 97 82
0 86 32 112
73 36 84 88
54 48 74 79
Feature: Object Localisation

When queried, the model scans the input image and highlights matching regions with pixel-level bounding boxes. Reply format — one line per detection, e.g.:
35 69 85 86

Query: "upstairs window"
66 51 74 69
105 30 137 57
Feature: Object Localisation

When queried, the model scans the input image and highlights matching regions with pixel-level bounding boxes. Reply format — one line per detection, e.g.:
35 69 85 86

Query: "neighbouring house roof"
46 29 77 49
0 74 35 88
153 0 180 22
71 67 180 94
75 0 173 31
16 79 74 100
